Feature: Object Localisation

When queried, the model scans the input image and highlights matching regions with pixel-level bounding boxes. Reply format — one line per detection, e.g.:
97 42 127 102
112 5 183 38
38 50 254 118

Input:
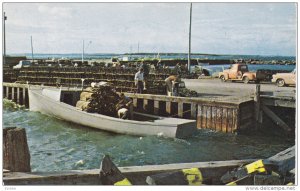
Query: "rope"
169 109 192 118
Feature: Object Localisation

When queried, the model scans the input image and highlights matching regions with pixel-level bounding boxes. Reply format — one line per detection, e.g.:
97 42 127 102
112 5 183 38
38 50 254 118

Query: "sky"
3 3 297 56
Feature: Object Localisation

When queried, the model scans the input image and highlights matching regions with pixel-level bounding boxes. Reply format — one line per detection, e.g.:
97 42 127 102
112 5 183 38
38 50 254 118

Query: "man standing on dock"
134 68 144 94
165 75 180 96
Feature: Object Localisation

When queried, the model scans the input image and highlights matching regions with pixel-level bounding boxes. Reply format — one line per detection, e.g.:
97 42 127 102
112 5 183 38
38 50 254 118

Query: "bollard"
3 127 31 172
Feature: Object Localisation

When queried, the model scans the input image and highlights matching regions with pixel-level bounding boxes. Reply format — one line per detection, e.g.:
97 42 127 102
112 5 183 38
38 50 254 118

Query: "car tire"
220 75 226 82
243 76 249 84
276 79 285 87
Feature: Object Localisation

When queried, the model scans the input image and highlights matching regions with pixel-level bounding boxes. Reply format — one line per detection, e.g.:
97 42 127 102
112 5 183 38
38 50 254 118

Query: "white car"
13 60 32 69
271 69 296 87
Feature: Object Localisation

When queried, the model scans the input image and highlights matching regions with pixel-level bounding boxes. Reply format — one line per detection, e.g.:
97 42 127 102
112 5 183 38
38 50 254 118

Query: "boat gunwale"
29 88 195 127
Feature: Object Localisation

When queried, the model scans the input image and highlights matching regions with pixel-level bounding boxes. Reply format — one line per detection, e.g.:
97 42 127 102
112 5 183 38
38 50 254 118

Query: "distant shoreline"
7 52 296 57
6 53 296 62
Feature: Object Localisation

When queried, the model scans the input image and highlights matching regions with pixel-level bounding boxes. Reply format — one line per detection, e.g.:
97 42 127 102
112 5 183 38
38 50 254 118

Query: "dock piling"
23 87 26 106
6 86 9 99
178 102 183 118
3 127 31 172
261 105 292 133
133 98 137 108
143 99 148 111
11 87 15 102
17 87 20 104
254 85 262 128
190 103 197 119
166 101 171 115
154 100 159 115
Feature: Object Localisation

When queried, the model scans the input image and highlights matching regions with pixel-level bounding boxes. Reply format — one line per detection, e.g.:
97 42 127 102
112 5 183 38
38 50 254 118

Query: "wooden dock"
2 82 295 134
3 146 295 185
3 159 257 185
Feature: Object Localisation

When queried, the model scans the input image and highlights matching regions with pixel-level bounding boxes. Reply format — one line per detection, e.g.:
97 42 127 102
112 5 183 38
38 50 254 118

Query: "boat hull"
28 89 197 138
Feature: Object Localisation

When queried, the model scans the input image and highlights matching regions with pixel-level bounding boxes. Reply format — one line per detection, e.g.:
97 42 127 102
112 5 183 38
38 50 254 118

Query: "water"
3 99 294 172
9 53 295 61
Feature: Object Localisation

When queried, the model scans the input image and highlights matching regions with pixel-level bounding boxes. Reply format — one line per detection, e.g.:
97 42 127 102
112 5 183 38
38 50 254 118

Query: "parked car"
218 63 268 84
13 60 32 69
271 69 296 87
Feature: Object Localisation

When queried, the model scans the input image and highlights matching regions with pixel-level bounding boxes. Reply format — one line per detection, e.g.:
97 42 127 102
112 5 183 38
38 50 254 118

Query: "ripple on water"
3 101 295 172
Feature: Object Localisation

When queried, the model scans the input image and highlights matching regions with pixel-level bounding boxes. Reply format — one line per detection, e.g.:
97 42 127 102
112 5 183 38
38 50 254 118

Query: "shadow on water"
3 99 295 172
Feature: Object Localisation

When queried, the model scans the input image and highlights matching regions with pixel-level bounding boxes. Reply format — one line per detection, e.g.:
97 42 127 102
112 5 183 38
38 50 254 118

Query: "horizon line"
6 52 296 58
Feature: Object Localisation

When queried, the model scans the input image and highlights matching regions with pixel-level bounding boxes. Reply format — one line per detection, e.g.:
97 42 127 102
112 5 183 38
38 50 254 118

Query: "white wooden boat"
28 87 197 138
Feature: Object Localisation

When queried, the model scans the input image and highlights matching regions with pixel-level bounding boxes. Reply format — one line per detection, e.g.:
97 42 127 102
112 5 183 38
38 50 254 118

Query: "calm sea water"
3 99 294 172
10 53 296 61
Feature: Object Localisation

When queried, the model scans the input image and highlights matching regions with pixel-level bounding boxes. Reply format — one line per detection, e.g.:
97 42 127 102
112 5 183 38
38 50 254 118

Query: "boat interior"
59 89 160 122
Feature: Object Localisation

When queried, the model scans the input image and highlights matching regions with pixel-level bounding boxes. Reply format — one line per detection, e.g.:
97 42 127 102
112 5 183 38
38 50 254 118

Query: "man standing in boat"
116 93 133 119
134 68 144 94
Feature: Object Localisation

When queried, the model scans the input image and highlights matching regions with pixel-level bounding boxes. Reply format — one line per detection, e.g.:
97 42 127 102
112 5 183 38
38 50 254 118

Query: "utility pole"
188 3 192 73
31 36 34 63
137 42 139 54
3 12 7 65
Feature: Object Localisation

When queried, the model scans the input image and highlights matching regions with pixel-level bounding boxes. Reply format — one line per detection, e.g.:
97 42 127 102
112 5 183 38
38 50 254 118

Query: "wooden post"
25 88 29 108
99 155 131 185
154 100 159 115
133 98 137 108
197 105 202 128
3 86 6 98
233 108 238 133
129 104 134 120
191 103 197 119
3 127 31 172
11 87 15 101
23 87 26 106
143 99 148 111
6 86 9 99
267 146 295 175
254 84 261 128
17 87 20 104
166 101 171 115
178 102 183 118
261 105 292 133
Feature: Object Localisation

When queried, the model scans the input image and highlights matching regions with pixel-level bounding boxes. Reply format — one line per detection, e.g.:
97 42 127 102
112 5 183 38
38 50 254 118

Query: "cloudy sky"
3 3 297 56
